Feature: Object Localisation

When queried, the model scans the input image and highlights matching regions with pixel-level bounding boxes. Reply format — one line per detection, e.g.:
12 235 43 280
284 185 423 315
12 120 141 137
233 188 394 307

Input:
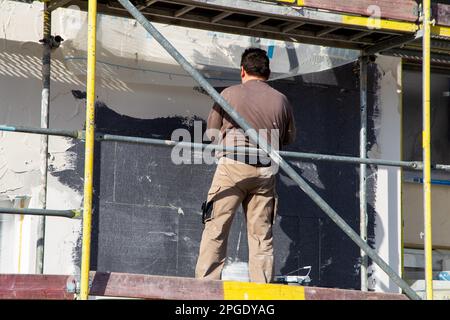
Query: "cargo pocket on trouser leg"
202 185 221 224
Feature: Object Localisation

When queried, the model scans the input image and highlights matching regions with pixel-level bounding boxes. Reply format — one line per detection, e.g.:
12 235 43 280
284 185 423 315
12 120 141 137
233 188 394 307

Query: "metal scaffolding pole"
0 125 80 138
2 125 450 173
79 0 97 300
97 133 432 170
117 0 420 300
359 54 368 292
422 0 433 300
36 0 51 275
0 207 80 219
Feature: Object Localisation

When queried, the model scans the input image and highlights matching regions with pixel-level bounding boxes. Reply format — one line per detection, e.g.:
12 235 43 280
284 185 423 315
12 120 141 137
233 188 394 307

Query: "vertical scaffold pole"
80 0 97 300
36 0 51 274
422 0 433 300
359 54 368 292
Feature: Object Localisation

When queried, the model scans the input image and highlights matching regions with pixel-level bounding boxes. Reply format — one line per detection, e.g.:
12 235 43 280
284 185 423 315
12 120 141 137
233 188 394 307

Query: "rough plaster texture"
365 55 403 293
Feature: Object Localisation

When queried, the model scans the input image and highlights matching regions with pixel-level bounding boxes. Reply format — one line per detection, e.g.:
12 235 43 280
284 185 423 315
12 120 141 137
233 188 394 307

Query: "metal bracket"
66 277 79 294
39 35 64 49
68 276 93 297
71 209 83 219
78 130 86 141
416 28 424 39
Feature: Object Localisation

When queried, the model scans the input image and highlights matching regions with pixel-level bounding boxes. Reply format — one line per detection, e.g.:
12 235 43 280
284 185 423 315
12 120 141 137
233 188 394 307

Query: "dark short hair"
240 48 271 79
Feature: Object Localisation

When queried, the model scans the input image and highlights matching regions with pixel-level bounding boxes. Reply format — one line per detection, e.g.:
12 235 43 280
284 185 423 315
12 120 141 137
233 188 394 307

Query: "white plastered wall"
0 1 214 275
368 55 403 293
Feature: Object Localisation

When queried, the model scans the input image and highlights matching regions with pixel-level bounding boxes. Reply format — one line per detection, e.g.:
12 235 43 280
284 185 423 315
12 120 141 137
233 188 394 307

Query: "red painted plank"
89 272 408 300
274 0 419 22
433 3 450 27
305 286 408 300
0 273 409 300
89 272 224 300
0 274 75 300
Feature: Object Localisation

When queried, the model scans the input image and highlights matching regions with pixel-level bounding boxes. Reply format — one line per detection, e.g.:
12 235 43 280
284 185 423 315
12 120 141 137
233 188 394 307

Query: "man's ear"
240 66 246 79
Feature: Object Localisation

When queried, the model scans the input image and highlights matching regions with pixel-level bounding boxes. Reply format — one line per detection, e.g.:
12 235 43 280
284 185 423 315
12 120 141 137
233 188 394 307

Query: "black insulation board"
55 61 379 290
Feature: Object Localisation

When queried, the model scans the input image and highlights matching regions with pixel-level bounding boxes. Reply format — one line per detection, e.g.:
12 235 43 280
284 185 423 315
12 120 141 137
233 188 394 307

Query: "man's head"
240 48 271 83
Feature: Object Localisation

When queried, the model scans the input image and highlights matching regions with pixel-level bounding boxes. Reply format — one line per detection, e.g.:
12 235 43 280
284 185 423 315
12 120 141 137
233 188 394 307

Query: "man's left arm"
206 103 224 143
282 99 296 145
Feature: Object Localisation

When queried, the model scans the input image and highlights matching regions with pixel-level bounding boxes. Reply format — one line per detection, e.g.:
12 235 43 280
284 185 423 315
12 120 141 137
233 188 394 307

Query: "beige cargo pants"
195 157 278 283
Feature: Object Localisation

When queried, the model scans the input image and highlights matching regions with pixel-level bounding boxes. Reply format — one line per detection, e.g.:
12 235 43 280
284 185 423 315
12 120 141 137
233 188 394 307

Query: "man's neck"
242 76 266 84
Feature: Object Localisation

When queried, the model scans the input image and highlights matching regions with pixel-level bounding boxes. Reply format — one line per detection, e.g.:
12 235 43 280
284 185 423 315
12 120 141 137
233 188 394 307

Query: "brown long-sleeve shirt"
206 79 296 153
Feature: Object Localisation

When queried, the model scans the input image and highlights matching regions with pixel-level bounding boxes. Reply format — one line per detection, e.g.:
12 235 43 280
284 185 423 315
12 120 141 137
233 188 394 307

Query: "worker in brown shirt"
195 48 296 283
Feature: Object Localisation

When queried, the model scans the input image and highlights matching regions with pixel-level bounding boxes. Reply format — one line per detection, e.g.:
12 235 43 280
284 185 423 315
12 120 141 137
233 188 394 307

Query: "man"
195 48 296 283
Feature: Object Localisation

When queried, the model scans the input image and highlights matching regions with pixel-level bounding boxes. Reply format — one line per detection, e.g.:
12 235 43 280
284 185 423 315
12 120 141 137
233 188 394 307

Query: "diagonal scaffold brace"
115 0 421 300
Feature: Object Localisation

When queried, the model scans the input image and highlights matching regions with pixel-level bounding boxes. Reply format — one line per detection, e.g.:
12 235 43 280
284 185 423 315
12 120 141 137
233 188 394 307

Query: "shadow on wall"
52 61 381 290
0 40 84 87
